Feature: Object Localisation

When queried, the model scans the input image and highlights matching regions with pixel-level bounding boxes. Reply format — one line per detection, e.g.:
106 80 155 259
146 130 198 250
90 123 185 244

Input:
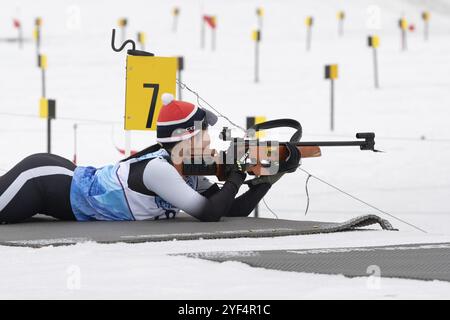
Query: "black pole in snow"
325 64 338 131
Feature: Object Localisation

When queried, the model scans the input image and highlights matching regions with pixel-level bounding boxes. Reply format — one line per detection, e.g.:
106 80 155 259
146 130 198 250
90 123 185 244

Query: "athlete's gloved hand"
224 151 248 189
246 172 284 187
225 157 247 185
279 142 301 173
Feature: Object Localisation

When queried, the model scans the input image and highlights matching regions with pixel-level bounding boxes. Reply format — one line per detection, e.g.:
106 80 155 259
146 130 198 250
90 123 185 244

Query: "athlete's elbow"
189 201 224 222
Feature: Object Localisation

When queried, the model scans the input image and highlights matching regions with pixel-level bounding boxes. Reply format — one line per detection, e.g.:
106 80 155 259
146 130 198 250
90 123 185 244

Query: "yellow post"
256 7 264 30
368 36 380 88
34 17 42 56
39 98 56 152
173 7 180 32
325 64 338 131
177 56 184 100
137 32 146 50
325 64 338 80
118 18 128 42
337 11 345 36
399 17 408 50
422 11 430 41
38 54 47 98
254 116 266 139
38 54 47 70
211 16 217 51
305 16 313 51
39 98 49 118
252 30 261 83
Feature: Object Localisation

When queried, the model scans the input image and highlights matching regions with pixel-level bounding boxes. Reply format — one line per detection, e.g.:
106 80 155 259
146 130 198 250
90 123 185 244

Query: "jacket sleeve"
225 183 271 217
143 158 245 222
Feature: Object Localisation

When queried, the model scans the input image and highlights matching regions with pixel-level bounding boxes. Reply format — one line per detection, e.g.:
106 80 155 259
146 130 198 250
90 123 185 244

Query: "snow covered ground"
1 0 450 299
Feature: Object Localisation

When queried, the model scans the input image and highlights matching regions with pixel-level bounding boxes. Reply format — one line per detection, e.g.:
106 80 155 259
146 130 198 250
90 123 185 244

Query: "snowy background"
1 0 450 299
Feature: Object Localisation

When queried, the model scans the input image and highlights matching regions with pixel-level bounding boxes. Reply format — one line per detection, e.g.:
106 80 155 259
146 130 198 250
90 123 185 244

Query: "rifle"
174 119 377 181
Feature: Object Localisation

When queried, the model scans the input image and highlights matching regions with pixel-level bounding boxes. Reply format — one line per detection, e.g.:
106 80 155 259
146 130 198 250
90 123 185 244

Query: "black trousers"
0 153 77 223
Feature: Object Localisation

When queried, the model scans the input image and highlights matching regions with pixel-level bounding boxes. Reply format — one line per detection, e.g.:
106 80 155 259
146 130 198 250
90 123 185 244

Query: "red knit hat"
156 93 217 143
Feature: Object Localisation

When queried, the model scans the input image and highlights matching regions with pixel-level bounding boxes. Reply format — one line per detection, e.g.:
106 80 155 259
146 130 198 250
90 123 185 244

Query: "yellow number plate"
124 56 177 130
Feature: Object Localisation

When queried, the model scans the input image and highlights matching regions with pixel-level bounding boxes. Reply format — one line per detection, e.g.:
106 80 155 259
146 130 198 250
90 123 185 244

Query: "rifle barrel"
296 141 363 147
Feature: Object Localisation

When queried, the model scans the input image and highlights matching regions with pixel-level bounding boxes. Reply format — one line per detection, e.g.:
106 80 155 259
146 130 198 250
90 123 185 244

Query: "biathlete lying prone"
0 94 300 223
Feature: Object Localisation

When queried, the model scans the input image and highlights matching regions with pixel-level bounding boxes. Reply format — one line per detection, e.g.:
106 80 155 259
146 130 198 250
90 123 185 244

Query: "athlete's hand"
279 142 301 173
246 172 285 187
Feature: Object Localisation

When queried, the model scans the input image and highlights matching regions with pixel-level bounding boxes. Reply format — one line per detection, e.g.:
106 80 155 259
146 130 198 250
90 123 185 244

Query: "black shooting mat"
179 242 450 282
0 214 394 248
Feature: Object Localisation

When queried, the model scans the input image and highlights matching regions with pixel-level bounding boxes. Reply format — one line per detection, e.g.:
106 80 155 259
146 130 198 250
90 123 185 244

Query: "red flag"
203 15 216 29
13 19 21 28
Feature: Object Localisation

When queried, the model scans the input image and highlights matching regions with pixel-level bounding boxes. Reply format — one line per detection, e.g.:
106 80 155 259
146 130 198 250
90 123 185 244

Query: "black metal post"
47 117 51 153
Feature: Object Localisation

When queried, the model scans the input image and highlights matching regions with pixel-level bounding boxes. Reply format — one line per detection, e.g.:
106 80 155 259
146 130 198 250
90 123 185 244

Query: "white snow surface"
1 0 450 299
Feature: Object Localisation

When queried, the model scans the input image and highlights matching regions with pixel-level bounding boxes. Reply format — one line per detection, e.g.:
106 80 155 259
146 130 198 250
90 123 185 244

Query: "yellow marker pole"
38 54 53 152
256 7 264 30
39 98 56 153
325 64 338 131
177 56 184 100
252 30 261 83
399 17 407 51
305 16 313 51
173 7 180 32
211 16 217 51
201 15 206 49
34 17 42 56
337 11 345 36
137 32 146 51
368 36 380 88
422 11 430 41
118 18 128 43
38 54 47 97
246 115 266 217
